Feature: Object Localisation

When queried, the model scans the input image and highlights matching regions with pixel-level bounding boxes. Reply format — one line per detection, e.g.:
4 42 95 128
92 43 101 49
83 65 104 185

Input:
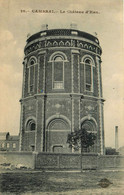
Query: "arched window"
49 52 68 90
82 56 95 92
28 57 37 93
26 119 36 131
53 55 64 89
81 120 96 132
81 120 97 153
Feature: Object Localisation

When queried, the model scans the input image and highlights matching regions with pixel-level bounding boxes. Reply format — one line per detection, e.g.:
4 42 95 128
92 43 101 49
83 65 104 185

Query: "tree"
67 128 96 153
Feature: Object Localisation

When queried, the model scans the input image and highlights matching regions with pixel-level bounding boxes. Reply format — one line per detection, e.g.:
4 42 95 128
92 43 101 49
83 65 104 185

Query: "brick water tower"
19 24 105 154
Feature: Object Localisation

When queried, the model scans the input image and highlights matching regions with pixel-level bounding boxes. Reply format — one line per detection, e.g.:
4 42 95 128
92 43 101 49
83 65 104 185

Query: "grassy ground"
0 170 124 195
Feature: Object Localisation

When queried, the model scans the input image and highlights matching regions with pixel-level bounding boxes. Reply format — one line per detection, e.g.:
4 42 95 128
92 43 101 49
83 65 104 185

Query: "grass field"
0 170 124 195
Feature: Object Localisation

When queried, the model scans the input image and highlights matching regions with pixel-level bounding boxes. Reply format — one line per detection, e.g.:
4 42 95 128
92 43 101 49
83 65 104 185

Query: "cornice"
20 93 105 102
24 46 101 59
24 36 102 57
25 36 100 49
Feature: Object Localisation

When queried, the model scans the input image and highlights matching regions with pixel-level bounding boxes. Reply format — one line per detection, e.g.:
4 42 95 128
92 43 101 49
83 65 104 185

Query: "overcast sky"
0 0 123 148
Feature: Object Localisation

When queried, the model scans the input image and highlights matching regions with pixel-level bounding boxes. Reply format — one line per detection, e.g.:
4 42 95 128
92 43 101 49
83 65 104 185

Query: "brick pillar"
71 49 80 93
19 102 25 151
35 51 46 152
71 94 80 132
96 56 105 154
22 59 27 98
35 96 43 152
37 51 46 93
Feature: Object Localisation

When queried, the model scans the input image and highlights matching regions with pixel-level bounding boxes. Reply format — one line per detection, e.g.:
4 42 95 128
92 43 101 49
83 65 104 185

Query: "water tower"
19 24 105 154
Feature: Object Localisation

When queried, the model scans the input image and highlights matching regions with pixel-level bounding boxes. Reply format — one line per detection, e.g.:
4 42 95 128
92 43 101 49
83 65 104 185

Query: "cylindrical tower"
19 25 105 154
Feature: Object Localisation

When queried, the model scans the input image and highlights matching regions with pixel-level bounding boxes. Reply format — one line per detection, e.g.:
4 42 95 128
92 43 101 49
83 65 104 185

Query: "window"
49 52 68 90
81 120 97 153
31 145 35 151
83 57 94 92
40 32 46 36
26 119 36 131
13 143 16 149
30 123 36 131
85 59 92 91
53 56 64 89
28 57 37 93
1 143 5 148
7 143 9 148
81 120 96 132
71 31 78 35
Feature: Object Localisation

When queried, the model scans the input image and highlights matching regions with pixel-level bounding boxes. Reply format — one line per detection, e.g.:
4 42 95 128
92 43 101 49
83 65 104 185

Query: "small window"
31 123 36 131
71 31 78 35
1 143 5 148
30 60 35 65
7 143 9 148
26 119 36 131
54 82 64 89
29 58 37 66
40 32 46 36
31 145 35 151
13 143 16 149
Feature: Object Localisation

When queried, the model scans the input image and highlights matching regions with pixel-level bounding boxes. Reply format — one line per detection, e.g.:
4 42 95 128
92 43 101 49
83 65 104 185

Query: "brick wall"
0 152 35 169
0 152 124 170
35 153 124 170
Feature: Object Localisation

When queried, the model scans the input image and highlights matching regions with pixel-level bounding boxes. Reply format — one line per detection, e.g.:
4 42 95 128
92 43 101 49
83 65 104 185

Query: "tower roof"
27 29 99 45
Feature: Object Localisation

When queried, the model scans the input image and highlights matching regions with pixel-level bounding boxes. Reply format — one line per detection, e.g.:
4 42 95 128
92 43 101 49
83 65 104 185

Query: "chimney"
115 126 119 150
41 24 48 30
70 23 77 30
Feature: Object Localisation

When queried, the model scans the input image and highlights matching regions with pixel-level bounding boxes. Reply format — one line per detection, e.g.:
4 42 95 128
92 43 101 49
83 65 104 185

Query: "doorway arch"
81 117 97 153
46 116 71 153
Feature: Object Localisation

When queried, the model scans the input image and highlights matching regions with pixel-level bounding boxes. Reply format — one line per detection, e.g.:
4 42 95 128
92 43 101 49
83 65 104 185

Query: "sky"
0 0 123 148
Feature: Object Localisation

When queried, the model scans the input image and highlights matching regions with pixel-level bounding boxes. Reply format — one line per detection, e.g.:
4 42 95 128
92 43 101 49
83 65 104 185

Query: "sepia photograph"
0 0 124 194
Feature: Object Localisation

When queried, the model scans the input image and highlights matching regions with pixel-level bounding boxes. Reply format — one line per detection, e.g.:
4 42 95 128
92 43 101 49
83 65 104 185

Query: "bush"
105 147 119 155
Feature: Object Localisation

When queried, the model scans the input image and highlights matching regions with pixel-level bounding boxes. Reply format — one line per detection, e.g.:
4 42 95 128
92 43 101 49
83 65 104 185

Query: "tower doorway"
46 118 71 153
